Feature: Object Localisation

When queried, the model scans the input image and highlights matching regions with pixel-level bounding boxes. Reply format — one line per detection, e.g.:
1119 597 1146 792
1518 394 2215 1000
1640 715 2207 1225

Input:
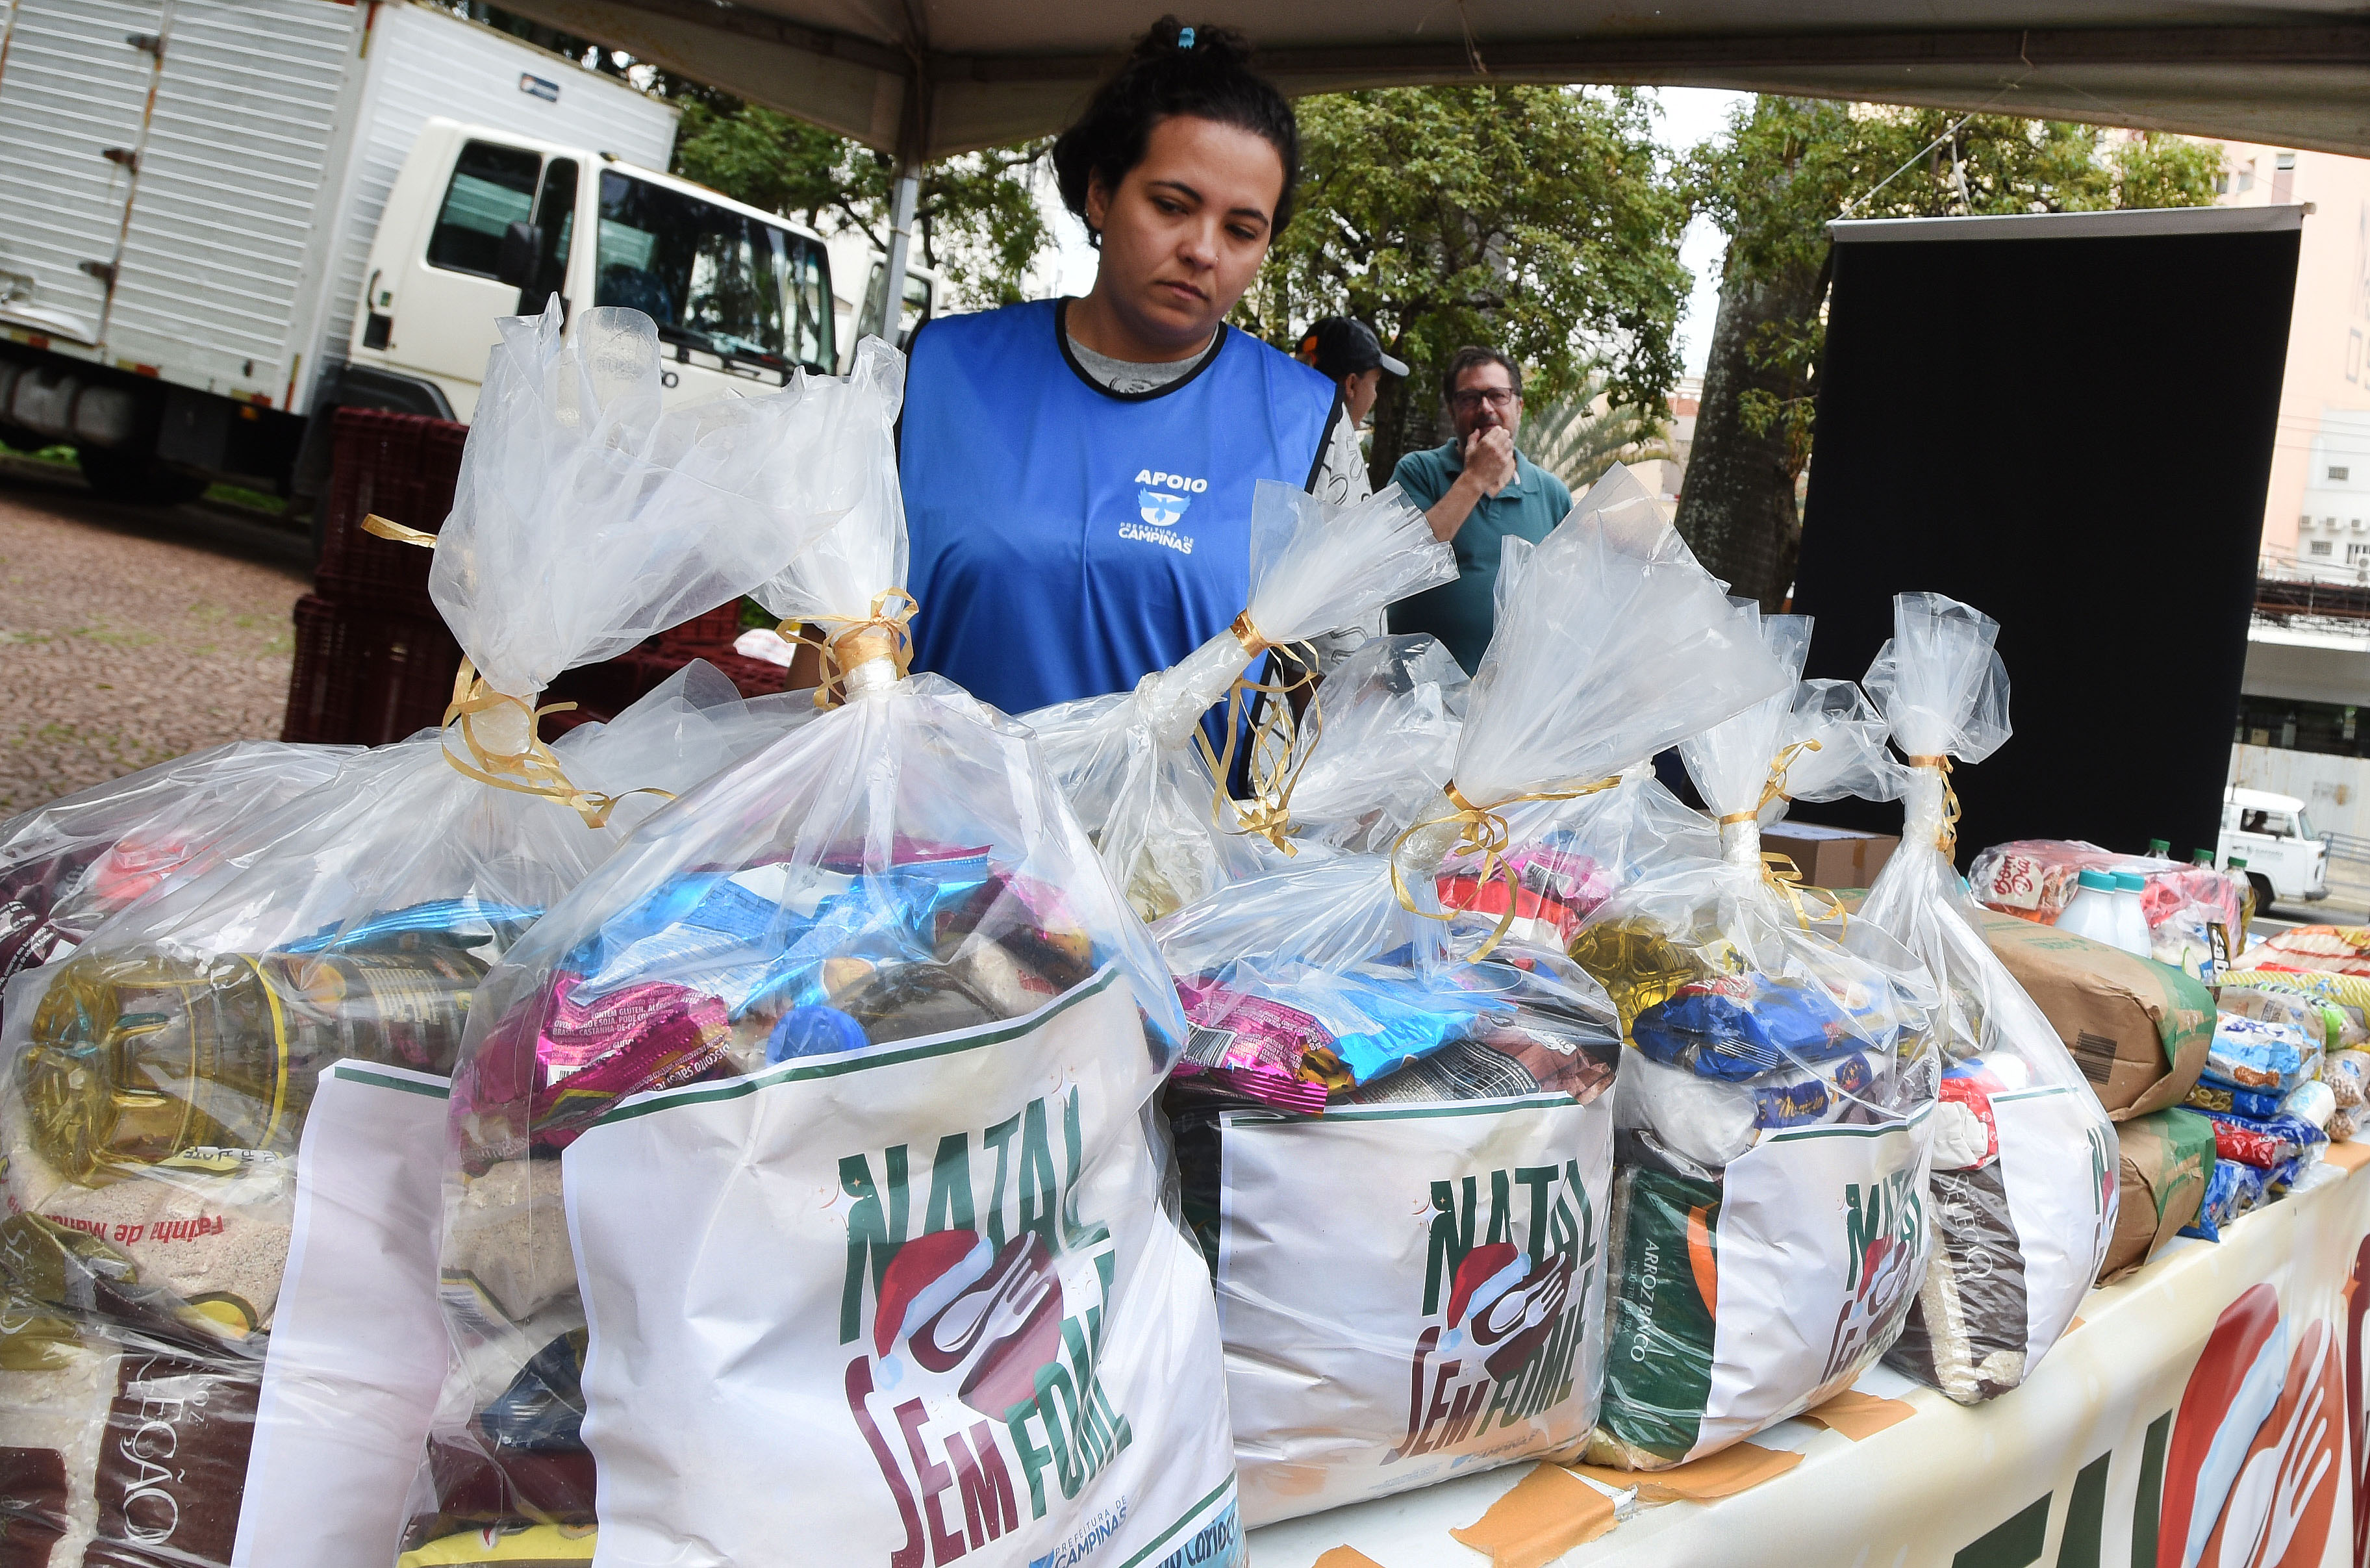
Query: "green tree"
1241 85 1691 487
1521 372 1673 492
1679 103 2221 605
671 97 1052 308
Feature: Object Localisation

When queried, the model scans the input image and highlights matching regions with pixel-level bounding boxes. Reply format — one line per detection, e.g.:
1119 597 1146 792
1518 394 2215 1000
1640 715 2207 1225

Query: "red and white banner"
1252 1148 2370 1567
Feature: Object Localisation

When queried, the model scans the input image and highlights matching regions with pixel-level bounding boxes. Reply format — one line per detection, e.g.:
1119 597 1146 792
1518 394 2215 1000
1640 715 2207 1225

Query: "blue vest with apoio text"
899 298 1338 718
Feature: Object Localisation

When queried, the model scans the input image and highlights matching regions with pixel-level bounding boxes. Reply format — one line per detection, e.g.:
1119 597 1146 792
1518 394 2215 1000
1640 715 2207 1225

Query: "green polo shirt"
1387 439 1572 673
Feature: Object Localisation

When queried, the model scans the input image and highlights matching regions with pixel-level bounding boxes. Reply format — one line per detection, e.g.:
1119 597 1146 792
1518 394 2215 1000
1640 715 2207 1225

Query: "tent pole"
881 160 918 348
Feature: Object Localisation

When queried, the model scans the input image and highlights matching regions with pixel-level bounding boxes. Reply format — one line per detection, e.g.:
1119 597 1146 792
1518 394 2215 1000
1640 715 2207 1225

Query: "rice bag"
2222 967 2370 1044
1152 464 1791 1523
412 338 1241 1568
1287 633 1469 855
2207 1013 2317 1094
0 742 360 987
1847 594 2117 1406
2199 1109 2325 1168
1570 607 1942 1465
0 301 850 1568
1025 481 1452 920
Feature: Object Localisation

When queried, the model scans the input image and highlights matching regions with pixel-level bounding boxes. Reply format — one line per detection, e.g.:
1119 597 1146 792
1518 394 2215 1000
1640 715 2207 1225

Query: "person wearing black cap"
1297 317 1406 435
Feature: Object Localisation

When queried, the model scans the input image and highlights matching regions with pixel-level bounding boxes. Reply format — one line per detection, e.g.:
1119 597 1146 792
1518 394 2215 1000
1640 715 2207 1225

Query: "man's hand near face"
1462 425 1517 498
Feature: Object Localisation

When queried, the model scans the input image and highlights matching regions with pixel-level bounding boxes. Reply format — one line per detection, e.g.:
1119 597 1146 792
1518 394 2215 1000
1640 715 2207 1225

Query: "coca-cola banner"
1251 1149 2370 1567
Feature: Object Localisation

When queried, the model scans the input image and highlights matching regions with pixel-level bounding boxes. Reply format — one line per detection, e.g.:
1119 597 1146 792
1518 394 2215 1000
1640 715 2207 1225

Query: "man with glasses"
1386 346 1573 673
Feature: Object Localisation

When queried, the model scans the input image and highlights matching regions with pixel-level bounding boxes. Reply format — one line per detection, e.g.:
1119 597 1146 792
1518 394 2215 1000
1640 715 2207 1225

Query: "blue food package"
1630 970 1911 1082
2205 1015 2313 1094
2186 1073 2285 1120
2198 1107 2326 1169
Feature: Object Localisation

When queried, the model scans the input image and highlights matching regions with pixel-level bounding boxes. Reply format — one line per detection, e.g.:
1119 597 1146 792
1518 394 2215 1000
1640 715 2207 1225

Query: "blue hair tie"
1178 26 1195 48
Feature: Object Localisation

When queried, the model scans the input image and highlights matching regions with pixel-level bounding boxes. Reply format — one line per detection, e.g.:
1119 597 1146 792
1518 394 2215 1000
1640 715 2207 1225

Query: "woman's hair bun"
1052 15 1300 245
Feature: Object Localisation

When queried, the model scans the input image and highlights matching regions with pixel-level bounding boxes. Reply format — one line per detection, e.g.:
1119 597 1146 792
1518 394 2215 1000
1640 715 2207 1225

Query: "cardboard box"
1761 822 1898 891
1980 911 2214 1119
2099 1107 2215 1282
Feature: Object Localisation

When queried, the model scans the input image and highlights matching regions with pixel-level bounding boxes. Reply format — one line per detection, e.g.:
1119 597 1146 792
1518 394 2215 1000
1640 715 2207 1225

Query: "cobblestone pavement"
0 464 310 816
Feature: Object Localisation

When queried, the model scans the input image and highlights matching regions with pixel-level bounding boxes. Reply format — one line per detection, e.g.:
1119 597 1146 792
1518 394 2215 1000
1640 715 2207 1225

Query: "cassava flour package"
1569 611 1941 1470
1024 481 1453 920
1154 464 1791 1526
0 301 855 1568
413 338 1241 1568
0 740 358 986
1861 593 2117 1404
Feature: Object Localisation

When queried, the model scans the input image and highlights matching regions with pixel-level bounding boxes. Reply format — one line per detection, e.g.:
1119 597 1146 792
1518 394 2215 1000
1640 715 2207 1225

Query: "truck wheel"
77 446 208 506
2247 872 2276 912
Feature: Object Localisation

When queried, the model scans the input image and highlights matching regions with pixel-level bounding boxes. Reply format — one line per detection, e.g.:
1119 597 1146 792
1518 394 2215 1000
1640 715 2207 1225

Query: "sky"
1028 86 1752 379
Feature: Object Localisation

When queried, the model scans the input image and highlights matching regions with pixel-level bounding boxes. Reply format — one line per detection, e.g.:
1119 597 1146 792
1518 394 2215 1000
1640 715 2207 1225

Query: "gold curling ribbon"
1391 777 1620 962
777 588 920 709
1759 736 1822 814
1759 850 1847 931
436 659 673 829
1196 639 1324 855
1902 752 1961 856
362 513 438 548
361 516 667 828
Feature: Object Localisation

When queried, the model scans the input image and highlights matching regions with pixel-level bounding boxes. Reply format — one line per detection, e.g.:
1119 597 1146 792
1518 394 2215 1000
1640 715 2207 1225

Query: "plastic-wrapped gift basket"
1569 611 1941 1471
1855 592 2117 1405
0 302 848 1568
0 741 359 987
1155 465 1791 1524
1025 481 1452 921
1754 677 1903 828
412 339 1243 1568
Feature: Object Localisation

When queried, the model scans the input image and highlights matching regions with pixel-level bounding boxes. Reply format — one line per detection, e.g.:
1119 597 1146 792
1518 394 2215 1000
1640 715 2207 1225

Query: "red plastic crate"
654 603 750 655
315 408 469 614
278 592 465 746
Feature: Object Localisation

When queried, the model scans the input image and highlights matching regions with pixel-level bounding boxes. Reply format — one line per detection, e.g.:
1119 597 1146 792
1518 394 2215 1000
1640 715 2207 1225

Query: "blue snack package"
2205 1015 2312 1094
2199 1107 2326 1169
767 1004 868 1063
2182 1158 2239 1241
1631 971 1903 1082
2186 1074 2285 1120
286 896 543 955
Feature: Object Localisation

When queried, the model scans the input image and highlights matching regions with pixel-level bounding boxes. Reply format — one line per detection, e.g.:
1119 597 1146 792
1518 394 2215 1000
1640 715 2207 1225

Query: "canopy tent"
488 0 2370 325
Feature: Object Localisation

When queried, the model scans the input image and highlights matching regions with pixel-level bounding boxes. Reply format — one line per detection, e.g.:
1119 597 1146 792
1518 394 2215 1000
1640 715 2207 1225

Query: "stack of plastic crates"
281 411 468 745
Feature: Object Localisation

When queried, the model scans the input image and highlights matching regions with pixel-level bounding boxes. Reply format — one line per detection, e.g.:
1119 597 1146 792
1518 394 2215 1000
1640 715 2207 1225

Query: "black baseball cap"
1296 317 1408 381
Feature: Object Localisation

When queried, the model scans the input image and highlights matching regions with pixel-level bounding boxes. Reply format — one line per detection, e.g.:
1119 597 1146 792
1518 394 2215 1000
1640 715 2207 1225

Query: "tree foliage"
671 95 1052 308
1241 85 1690 483
1675 101 2222 602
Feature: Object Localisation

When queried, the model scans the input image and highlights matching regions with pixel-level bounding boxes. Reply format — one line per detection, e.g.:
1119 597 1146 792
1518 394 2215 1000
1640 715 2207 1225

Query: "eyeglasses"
1448 387 1519 412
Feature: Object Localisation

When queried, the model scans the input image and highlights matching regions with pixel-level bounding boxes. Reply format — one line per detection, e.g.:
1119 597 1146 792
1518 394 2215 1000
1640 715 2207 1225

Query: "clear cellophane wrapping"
1146 466 1792 1523
1859 592 2116 1405
1025 481 1452 922
412 339 1244 1568
0 301 851 1568
1569 610 1942 1470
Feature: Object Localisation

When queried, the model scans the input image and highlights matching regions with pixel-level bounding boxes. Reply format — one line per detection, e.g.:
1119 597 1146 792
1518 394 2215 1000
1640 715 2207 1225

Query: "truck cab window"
427 141 542 278
2242 810 2269 834
522 158 578 316
595 170 829 373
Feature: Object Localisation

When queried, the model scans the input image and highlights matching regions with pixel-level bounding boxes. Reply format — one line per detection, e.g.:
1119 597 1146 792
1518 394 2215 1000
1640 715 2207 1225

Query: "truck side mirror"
496 221 541 290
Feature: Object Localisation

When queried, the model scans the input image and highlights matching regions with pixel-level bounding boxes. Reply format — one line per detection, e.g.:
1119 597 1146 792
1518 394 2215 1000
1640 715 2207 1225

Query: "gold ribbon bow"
1903 752 1961 855
1391 778 1619 962
438 660 674 829
361 514 672 828
1195 624 1324 856
778 588 920 708
1758 736 1822 816
1758 848 1848 931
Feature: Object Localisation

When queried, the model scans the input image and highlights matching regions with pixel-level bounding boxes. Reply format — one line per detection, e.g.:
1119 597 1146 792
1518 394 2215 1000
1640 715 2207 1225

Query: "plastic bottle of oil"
21 945 483 1183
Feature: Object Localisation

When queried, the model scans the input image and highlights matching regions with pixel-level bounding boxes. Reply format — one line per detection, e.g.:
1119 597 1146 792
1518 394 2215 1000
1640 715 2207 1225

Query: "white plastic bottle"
2113 870 2154 959
2058 868 2126 948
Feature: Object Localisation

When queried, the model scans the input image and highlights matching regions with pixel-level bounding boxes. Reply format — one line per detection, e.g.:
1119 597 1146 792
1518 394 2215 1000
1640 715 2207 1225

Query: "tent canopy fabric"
487 0 2370 160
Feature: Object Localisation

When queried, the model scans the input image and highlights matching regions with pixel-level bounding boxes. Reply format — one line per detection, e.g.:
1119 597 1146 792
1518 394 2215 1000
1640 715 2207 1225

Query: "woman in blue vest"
898 19 1367 716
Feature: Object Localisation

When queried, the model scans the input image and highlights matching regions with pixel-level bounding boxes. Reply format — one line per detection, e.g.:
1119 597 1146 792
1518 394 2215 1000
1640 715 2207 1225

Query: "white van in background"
2221 787 2331 906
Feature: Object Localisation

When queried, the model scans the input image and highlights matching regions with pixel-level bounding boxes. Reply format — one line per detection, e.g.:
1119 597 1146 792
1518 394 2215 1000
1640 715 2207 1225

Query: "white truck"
2220 786 2332 907
0 0 933 510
